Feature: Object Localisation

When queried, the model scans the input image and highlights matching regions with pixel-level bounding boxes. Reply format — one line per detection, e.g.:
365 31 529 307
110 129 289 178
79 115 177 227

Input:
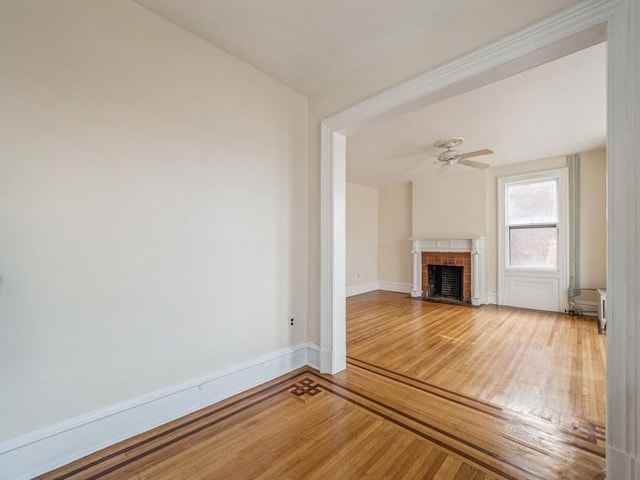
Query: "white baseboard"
572 299 598 317
486 292 497 304
607 446 640 480
346 281 412 297
306 342 320 370
0 343 317 480
346 281 379 297
574 299 598 308
377 281 412 294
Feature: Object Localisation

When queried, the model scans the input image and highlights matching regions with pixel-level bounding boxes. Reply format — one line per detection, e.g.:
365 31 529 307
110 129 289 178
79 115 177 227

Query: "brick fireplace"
421 251 472 303
411 238 487 306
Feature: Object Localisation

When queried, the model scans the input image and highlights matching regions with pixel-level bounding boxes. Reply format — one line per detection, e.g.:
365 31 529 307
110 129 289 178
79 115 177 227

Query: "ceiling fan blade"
460 148 493 159
437 162 450 174
458 159 490 169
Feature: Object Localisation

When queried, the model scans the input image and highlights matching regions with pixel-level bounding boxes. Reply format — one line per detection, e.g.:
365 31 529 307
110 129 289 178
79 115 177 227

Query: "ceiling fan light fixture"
438 150 460 162
397 137 493 172
433 137 464 149
432 137 493 170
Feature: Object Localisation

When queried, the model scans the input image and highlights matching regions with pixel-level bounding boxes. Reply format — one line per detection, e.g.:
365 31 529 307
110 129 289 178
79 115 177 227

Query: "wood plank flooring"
40 291 606 479
347 291 606 427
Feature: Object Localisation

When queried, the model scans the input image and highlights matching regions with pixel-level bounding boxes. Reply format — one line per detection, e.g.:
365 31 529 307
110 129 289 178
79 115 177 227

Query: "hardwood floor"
347 291 606 427
40 291 606 479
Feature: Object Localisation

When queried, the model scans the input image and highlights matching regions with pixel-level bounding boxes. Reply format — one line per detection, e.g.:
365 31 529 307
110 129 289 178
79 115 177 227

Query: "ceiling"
135 0 577 95
347 42 607 187
133 0 601 187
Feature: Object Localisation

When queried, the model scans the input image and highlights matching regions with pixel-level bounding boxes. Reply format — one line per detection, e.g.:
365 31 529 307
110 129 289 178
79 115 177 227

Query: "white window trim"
497 167 569 311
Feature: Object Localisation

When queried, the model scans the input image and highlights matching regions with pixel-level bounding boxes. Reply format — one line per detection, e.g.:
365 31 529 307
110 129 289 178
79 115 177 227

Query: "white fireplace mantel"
411 237 487 305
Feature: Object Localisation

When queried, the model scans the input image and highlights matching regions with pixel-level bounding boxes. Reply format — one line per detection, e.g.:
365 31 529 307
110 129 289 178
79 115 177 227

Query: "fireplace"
410 238 487 305
428 265 464 302
422 252 471 303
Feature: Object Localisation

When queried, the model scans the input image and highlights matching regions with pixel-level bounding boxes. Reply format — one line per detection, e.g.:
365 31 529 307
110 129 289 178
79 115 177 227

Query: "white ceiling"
133 0 601 187
135 0 577 95
347 42 607 187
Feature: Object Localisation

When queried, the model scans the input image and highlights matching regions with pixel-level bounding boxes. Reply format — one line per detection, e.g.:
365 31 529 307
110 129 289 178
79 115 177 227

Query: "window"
498 167 568 311
506 179 558 268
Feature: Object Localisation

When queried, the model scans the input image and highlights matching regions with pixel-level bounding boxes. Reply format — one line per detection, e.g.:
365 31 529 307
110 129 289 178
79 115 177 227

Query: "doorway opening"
321 2 640 475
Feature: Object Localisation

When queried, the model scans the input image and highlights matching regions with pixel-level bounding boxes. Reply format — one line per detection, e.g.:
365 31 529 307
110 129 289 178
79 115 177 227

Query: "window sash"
508 223 558 230
508 224 558 268
505 178 559 225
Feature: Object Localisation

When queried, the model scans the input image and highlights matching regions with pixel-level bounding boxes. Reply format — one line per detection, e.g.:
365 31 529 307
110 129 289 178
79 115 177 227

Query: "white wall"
346 181 412 295
410 150 606 299
378 183 413 287
0 0 308 442
412 170 487 240
346 183 378 289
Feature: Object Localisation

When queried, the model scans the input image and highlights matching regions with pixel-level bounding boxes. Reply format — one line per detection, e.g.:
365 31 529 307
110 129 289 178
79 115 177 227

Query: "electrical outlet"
289 317 294 327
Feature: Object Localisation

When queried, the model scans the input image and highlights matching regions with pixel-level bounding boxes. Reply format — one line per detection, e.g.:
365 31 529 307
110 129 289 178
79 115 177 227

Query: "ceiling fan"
398 137 493 173
404 137 493 173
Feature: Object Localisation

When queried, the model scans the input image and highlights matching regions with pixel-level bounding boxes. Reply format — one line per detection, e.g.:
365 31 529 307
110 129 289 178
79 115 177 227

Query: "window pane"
507 180 557 225
509 227 557 267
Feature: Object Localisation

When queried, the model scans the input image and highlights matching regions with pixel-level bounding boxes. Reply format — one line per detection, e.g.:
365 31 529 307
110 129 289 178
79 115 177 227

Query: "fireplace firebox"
427 265 463 302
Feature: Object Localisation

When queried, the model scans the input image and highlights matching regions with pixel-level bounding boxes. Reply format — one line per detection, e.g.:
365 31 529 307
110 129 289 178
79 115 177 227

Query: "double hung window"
506 179 559 269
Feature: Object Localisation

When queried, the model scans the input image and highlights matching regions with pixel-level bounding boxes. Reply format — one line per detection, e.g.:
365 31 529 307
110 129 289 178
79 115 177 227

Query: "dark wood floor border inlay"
48 367 523 479
43 365 602 479
347 356 606 458
347 355 501 410
45 369 313 480
71 387 290 480
289 378 322 401
570 419 606 443
308 372 529 480
347 358 502 416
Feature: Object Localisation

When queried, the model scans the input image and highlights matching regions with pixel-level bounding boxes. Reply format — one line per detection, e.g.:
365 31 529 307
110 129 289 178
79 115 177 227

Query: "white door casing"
319 126 347 374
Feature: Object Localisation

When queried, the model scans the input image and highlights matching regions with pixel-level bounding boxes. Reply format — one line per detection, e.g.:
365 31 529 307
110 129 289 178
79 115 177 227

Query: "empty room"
1 1 639 479
345 41 607 478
